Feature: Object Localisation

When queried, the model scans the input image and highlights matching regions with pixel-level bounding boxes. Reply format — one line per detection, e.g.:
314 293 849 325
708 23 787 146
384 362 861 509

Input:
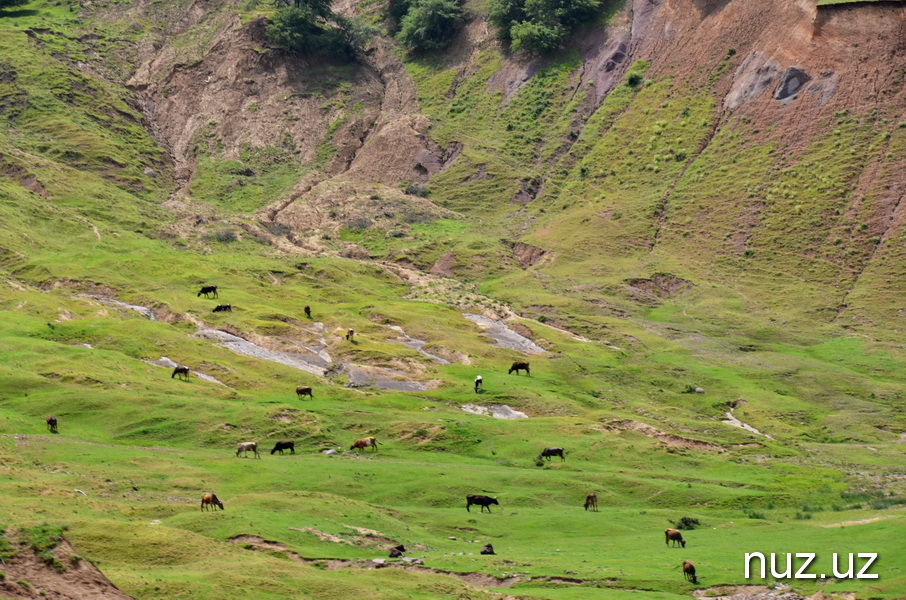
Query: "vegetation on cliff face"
488 0 601 53
0 0 904 598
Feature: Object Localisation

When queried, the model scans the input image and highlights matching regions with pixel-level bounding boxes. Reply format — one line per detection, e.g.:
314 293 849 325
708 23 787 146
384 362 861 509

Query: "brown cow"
683 560 698 584
665 529 686 548
46 416 58 434
584 492 598 512
350 436 378 452
201 493 224 511
296 386 313 399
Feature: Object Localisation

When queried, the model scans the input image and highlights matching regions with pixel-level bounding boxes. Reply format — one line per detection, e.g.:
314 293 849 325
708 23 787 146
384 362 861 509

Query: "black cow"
304 305 312 319
540 447 565 461
346 329 355 341
172 366 190 380
270 441 295 455
466 494 499 513
508 361 530 375
212 304 232 313
388 544 405 558
474 375 483 393
46 415 58 433
480 543 495 555
197 285 218 298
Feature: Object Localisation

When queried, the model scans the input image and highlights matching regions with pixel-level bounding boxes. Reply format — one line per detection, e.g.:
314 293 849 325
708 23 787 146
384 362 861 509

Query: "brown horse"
201 493 224 511
46 416 58 434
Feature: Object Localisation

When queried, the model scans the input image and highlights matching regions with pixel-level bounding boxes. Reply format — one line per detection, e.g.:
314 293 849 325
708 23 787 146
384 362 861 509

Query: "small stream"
145 356 226 386
463 314 546 354
79 294 155 320
461 404 529 419
194 329 329 376
384 325 449 364
722 408 773 439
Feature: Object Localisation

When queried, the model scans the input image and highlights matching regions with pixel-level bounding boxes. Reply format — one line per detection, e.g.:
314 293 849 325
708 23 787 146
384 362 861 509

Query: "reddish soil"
0 539 132 600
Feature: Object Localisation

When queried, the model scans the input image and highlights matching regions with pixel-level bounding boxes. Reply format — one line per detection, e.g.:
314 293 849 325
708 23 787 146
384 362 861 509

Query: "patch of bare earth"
694 584 854 600
603 420 724 451
0 538 133 600
623 273 694 305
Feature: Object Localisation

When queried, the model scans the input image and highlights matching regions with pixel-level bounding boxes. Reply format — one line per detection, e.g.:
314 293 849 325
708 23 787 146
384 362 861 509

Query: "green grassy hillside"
0 0 904 599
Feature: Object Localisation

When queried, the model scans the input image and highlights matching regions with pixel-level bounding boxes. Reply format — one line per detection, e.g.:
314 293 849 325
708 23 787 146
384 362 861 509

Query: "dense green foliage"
266 6 350 57
488 0 600 53
0 0 28 11
396 0 463 52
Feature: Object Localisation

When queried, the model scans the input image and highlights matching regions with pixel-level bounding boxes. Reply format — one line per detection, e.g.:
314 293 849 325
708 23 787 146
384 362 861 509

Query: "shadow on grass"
0 9 40 18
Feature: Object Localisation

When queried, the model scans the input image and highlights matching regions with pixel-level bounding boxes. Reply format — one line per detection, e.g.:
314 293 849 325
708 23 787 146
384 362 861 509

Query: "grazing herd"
41 283 701 587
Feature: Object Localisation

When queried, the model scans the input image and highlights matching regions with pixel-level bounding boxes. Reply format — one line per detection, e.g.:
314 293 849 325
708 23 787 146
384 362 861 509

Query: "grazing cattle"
350 436 379 452
540 447 565 461
304 305 311 319
346 328 355 341
212 304 232 313
296 386 313 399
270 441 295 455
236 441 260 459
665 529 686 548
584 492 598 512
388 544 405 558
508 361 530 375
46 416 58 434
683 560 698 584
201 493 224 512
171 366 190 380
480 543 495 555
197 285 218 298
466 494 499 513
474 375 483 393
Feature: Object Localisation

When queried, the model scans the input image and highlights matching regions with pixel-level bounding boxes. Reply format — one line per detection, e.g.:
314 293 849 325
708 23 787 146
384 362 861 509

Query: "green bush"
674 516 701 530
0 0 29 11
396 0 463 52
266 6 351 58
488 0 600 54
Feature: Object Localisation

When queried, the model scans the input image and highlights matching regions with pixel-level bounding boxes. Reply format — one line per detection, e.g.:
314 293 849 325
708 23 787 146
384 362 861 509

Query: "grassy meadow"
0 0 904 599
